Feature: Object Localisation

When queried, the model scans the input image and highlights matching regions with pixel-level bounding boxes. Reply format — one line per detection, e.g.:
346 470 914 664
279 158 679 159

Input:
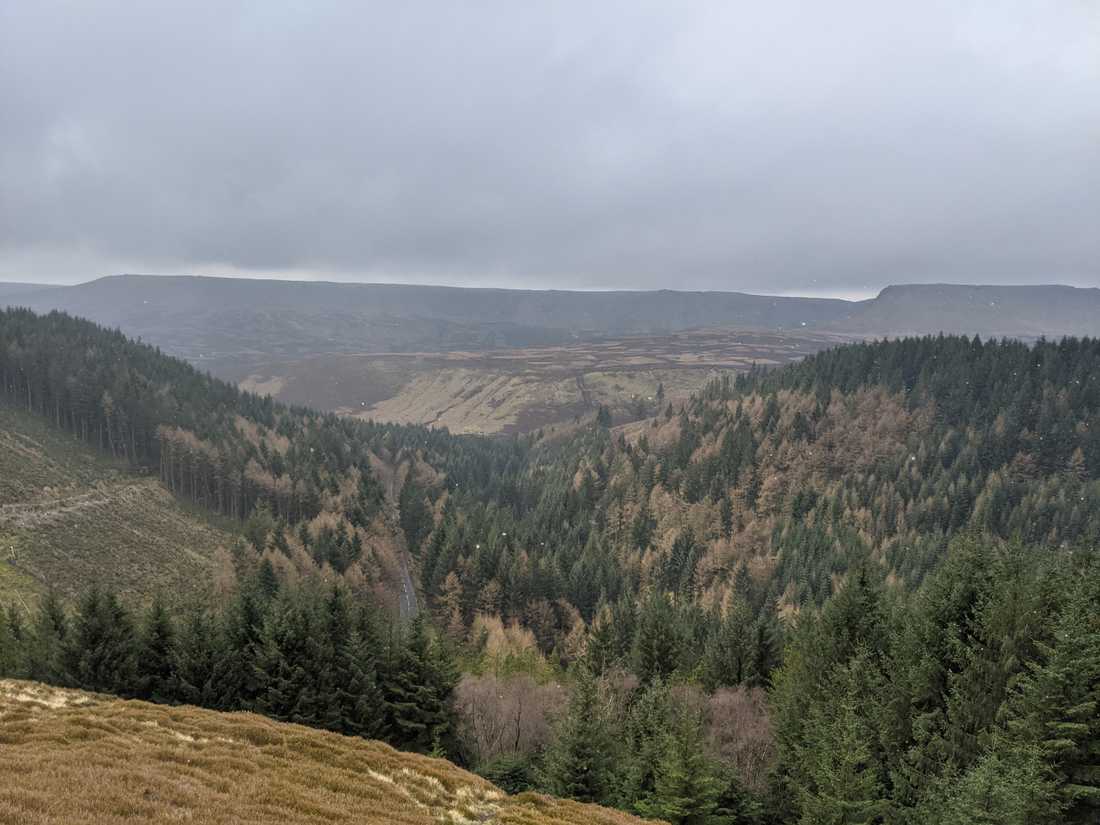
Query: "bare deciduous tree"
453 673 566 767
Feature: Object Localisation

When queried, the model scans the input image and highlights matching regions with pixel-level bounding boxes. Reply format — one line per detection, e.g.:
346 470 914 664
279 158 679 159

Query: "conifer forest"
2 308 1098 824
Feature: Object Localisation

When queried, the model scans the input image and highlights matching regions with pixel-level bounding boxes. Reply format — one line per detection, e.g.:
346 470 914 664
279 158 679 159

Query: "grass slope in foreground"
0 403 233 607
0 680 655 825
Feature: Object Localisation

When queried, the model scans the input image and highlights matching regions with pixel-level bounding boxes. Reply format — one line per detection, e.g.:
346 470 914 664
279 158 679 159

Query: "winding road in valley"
388 464 419 621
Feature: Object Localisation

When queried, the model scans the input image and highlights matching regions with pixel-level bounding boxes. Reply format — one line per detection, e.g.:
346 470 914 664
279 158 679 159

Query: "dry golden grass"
0 680 659 825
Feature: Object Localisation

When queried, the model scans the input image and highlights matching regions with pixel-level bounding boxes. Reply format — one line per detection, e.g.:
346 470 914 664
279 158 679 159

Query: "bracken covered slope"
0 680 657 825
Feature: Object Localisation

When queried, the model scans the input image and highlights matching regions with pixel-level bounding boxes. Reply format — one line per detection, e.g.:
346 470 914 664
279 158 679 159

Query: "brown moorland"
0 680 659 825
227 328 845 434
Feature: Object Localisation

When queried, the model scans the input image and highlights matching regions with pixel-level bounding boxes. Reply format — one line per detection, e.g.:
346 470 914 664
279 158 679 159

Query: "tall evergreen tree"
632 592 683 684
63 587 136 694
790 653 889 825
135 595 177 703
173 608 220 707
634 705 729 825
541 663 614 804
25 590 68 685
1001 573 1100 823
382 616 455 754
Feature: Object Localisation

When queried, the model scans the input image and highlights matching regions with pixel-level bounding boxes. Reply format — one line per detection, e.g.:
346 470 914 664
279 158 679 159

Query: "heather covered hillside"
0 680 655 825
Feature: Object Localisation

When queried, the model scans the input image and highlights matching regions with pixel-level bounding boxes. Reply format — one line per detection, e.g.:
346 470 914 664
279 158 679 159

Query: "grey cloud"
1 0 1097 295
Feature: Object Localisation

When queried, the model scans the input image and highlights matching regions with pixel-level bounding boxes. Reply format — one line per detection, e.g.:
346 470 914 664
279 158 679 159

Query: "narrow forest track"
397 553 418 621
386 462 419 621
0 483 144 530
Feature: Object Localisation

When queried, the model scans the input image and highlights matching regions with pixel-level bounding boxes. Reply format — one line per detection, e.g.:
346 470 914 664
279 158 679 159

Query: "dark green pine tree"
791 653 889 825
63 586 137 695
886 538 996 811
701 599 752 690
255 557 280 600
173 609 220 707
209 587 265 709
720 496 734 539
399 476 432 553
632 592 683 684
745 617 778 688
941 548 1053 775
584 613 619 676
541 662 614 805
634 707 729 825
712 774 762 825
923 741 1056 825
1002 574 1100 823
253 592 317 724
135 595 178 703
770 564 889 825
382 615 454 754
313 585 386 739
25 590 68 685
0 606 20 677
335 627 387 739
620 678 674 809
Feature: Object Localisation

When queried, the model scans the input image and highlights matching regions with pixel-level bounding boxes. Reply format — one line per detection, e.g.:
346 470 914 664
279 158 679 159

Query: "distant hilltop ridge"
3 272 856 330
2 275 1097 358
840 283 1100 339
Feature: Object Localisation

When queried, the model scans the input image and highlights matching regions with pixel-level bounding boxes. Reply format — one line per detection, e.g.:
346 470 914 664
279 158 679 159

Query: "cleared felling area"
0 680 658 825
0 404 233 607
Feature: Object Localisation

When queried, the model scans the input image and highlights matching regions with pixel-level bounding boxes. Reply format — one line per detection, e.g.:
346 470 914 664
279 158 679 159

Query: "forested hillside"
2 309 1098 823
414 334 1100 654
0 307 523 610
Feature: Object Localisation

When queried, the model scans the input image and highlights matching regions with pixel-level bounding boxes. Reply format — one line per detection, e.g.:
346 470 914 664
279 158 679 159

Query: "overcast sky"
1 1 1097 297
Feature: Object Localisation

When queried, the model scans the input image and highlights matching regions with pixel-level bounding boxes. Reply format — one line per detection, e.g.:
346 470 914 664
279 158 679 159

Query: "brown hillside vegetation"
228 328 840 434
0 680 658 825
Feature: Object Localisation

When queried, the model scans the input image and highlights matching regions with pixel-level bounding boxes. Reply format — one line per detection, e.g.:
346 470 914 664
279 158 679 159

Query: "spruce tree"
702 599 751 689
253 591 316 724
620 678 673 808
135 595 177 703
26 590 68 685
635 706 728 825
791 653 889 825
335 627 386 739
0 606 19 677
63 587 137 694
922 741 1057 825
1002 575 1100 823
209 587 264 709
632 592 682 684
383 616 454 754
173 608 220 707
541 662 614 804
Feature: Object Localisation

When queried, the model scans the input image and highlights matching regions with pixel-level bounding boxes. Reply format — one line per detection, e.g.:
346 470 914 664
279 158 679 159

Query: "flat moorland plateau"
226 327 844 434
